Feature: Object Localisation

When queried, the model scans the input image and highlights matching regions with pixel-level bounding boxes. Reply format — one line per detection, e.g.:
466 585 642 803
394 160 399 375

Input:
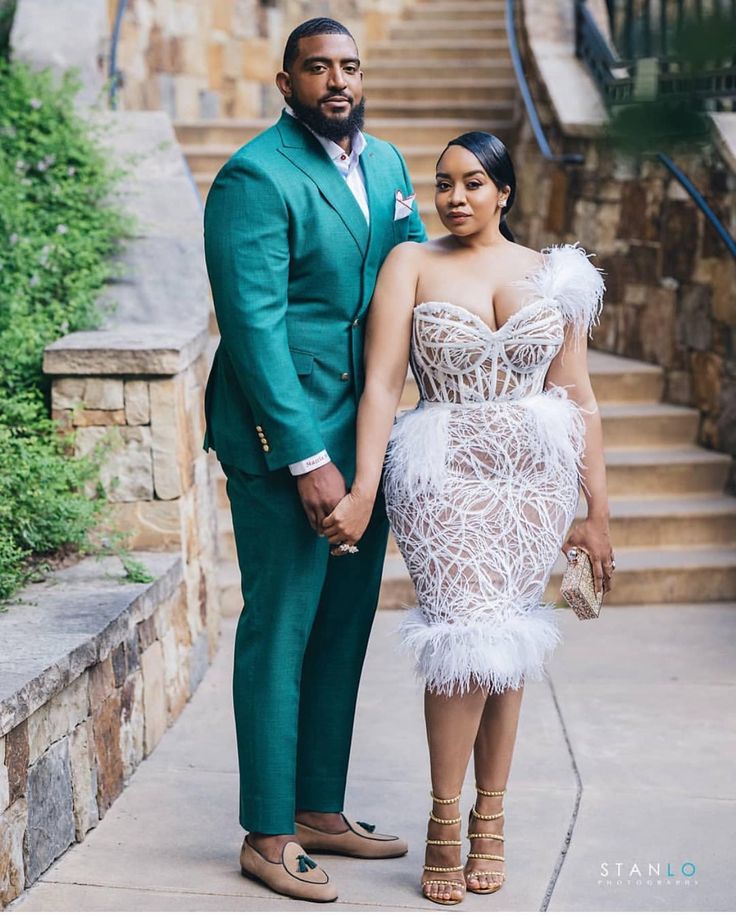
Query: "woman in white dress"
323 133 614 905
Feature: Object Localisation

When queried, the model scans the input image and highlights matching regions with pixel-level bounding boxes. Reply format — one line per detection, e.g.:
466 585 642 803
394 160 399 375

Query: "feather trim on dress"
385 401 451 498
399 604 562 695
517 242 606 345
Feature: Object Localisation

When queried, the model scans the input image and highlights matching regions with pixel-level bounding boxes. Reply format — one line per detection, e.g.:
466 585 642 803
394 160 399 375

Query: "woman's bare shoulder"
506 241 546 270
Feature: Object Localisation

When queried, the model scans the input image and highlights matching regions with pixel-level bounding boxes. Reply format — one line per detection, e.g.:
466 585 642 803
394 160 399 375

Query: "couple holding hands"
203 16 613 907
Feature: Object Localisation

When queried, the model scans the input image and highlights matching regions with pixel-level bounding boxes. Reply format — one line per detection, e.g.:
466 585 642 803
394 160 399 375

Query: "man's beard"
288 93 366 142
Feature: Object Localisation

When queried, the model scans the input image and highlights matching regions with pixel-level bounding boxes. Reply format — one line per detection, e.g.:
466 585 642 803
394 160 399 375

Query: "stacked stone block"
0 553 210 906
45 332 221 661
111 0 415 119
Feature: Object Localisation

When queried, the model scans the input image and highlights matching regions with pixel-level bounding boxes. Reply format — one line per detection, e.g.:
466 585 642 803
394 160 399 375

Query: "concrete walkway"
11 603 735 911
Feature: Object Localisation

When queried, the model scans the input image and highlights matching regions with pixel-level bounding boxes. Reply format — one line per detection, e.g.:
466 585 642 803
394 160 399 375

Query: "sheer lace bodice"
411 298 565 405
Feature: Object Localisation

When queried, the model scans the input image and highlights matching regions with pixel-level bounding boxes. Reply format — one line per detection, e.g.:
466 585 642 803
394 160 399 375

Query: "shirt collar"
284 104 366 162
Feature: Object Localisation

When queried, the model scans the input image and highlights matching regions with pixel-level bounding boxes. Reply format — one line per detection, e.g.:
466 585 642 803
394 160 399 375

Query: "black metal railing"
657 151 736 258
576 0 736 107
505 0 585 164
575 0 736 259
109 0 129 109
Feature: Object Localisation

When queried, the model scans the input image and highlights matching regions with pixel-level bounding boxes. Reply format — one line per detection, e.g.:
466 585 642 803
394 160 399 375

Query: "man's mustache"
319 94 353 104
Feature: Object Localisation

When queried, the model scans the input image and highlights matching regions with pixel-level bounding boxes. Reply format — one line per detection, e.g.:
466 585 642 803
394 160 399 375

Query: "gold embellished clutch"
561 547 603 620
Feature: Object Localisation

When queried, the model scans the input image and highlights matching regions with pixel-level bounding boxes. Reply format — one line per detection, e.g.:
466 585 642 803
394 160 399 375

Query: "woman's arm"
545 329 614 594
321 243 420 548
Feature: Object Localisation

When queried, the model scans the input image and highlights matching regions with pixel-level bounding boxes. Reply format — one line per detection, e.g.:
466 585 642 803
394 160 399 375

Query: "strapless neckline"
412 253 553 338
413 298 556 340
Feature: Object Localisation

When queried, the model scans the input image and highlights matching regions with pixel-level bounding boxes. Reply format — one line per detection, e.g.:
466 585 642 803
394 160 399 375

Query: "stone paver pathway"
11 603 735 911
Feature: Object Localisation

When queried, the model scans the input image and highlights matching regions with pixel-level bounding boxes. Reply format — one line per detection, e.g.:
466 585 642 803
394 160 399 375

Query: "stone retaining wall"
0 553 209 906
513 0 736 483
0 102 222 904
111 0 415 119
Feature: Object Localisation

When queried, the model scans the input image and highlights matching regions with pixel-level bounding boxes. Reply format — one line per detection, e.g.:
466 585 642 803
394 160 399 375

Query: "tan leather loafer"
296 815 408 859
239 837 338 903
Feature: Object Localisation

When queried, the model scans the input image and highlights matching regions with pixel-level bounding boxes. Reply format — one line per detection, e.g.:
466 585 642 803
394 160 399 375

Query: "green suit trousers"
223 463 389 834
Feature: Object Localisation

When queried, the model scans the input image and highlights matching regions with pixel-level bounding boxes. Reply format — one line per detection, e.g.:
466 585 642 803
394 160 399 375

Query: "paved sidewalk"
11 603 735 911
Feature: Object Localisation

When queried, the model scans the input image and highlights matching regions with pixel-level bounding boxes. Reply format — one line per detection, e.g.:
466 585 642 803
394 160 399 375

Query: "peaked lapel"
361 138 394 260
276 112 369 257
357 137 398 315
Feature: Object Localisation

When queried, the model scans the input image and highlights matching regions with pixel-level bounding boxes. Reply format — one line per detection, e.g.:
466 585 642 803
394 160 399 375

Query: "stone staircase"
175 0 736 613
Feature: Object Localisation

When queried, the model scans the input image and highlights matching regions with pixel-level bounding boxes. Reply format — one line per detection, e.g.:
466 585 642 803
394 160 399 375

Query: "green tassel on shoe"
296 854 318 873
357 821 376 833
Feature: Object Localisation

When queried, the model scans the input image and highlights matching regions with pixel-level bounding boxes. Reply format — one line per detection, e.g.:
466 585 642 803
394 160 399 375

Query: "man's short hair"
282 17 355 72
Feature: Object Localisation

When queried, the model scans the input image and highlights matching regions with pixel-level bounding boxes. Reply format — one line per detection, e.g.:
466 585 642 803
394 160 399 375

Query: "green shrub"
0 61 128 604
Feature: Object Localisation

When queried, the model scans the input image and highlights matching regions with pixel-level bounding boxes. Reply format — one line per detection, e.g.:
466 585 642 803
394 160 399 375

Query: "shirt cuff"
288 451 331 476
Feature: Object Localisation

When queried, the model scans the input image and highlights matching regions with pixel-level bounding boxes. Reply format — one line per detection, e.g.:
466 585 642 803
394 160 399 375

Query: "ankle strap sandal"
422 791 466 905
429 789 462 825
466 787 506 894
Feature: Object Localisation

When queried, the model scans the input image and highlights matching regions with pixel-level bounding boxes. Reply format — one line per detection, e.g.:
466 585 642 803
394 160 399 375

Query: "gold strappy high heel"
421 791 466 906
465 786 506 895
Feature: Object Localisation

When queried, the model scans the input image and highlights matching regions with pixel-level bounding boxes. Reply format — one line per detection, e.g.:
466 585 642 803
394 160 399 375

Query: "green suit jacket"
202 111 427 478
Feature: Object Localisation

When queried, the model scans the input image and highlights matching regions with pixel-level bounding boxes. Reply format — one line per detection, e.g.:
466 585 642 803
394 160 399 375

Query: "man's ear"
276 70 291 100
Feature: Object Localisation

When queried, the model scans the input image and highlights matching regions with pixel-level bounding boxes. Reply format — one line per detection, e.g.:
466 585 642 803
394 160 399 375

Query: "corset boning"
410 300 566 405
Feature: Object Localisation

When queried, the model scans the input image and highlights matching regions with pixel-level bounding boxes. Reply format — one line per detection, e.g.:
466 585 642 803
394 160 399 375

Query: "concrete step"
588 494 736 547
364 77 517 102
406 0 506 19
583 350 665 403
184 145 239 174
604 446 731 496
385 493 736 553
371 117 513 146
371 95 516 123
194 173 213 199
365 58 514 81
390 21 507 40
368 38 512 61
178 117 512 152
378 546 736 608
598 402 699 447
176 119 268 147
367 98 516 121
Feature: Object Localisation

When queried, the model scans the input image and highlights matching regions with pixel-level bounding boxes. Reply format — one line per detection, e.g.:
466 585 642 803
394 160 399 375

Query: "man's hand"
296 462 347 532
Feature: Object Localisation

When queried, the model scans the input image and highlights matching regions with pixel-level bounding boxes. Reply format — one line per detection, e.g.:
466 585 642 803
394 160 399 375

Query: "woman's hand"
321 491 374 554
563 516 615 595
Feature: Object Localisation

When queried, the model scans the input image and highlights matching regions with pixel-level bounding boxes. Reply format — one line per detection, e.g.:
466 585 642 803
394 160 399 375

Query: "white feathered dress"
383 244 605 695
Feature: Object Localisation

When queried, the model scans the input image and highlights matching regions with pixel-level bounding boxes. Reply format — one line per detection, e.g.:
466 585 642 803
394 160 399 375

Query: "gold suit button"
262 445 270 453
340 372 350 382
255 425 263 433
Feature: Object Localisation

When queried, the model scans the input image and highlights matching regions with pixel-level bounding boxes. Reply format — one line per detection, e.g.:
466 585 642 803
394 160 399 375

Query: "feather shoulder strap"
527 242 606 342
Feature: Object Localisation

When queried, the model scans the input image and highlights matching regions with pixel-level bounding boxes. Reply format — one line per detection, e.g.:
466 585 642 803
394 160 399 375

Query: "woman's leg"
465 685 525 891
422 684 488 902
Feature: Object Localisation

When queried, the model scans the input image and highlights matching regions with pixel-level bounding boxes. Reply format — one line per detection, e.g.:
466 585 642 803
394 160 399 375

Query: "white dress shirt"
284 105 370 476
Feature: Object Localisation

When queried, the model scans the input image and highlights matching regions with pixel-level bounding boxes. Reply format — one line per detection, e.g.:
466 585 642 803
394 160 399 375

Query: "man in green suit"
203 17 426 902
